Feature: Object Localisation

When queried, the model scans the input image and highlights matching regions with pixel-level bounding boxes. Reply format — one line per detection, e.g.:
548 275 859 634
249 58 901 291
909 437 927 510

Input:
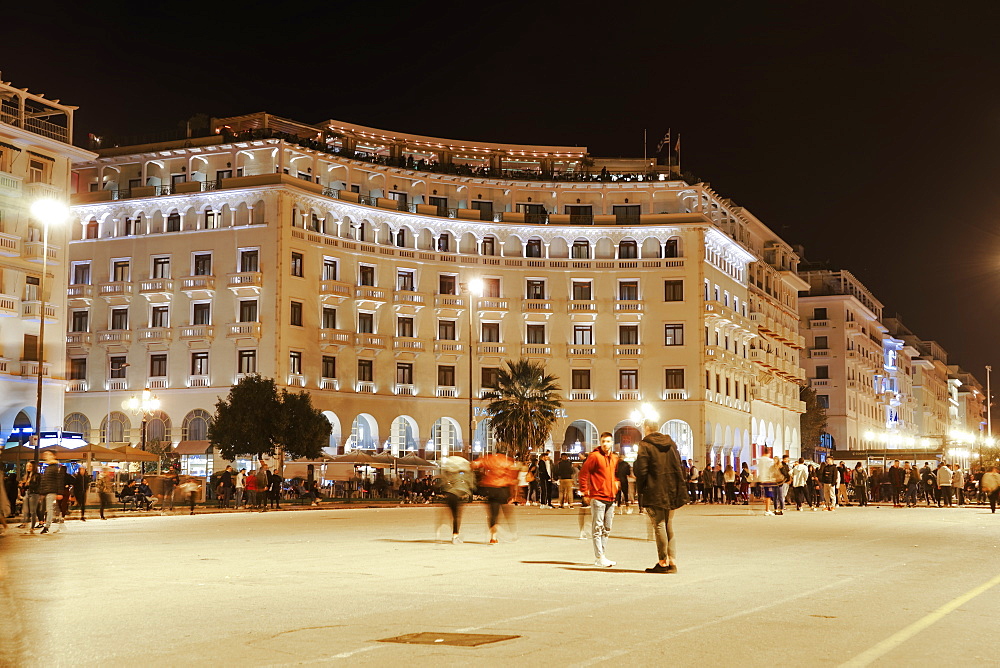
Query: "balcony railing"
148 377 168 390
434 342 464 354
67 284 94 302
355 287 387 303
320 280 353 300
570 390 594 401
521 345 551 356
355 333 387 348
476 298 508 312
615 301 643 312
187 375 211 388
23 241 59 264
477 344 508 355
98 282 131 299
320 328 353 344
226 271 263 291
615 345 643 357
0 232 19 257
180 276 216 293
138 327 172 344
567 300 596 312
180 325 215 341
66 379 88 392
227 322 261 338
66 332 92 346
356 381 375 393
393 290 426 307
436 386 458 398
0 294 16 317
394 337 425 351
97 330 131 344
19 361 50 376
395 383 416 396
523 299 553 312
287 374 306 388
663 390 688 400
616 390 641 401
321 377 339 391
21 301 56 321
434 295 466 309
568 345 596 357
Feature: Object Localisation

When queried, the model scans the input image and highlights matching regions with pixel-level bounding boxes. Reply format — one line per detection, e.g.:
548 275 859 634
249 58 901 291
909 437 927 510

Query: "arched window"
182 409 212 441
664 237 680 258
481 236 497 256
166 211 181 233
146 410 172 445
395 228 407 247
85 219 99 239
101 412 131 444
63 412 91 437
525 238 543 257
571 239 591 259
204 207 219 230
619 240 638 259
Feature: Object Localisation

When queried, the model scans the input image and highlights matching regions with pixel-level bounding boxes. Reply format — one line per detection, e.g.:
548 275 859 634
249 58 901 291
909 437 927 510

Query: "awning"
173 441 212 455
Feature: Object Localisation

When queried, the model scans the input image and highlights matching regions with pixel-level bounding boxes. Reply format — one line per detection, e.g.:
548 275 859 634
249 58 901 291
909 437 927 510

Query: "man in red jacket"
578 432 620 568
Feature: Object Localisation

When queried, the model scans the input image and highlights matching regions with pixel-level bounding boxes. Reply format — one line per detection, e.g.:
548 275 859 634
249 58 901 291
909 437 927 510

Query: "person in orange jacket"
578 432 620 567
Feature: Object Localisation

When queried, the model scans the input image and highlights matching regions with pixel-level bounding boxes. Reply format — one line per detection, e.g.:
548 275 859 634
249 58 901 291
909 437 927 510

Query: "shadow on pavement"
520 560 578 565
560 567 648 574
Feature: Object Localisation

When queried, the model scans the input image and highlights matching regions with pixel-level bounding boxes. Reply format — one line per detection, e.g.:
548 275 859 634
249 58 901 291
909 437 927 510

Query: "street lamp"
461 278 484 457
122 387 161 453
29 198 69 464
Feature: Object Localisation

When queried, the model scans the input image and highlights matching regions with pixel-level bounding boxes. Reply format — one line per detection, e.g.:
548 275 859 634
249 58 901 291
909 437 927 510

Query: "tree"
800 385 829 462
208 375 330 463
483 359 562 459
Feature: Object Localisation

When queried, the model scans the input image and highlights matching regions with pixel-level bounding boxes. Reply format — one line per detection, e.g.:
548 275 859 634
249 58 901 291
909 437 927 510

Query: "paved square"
3 503 999 667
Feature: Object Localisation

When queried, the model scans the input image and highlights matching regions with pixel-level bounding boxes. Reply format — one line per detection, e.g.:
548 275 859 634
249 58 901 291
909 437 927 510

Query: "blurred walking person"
723 465 737 504
96 467 114 519
981 466 1000 513
162 468 178 512
791 458 809 510
952 467 965 506
38 450 66 534
820 458 839 511
616 456 632 513
578 432 620 567
634 420 687 574
71 465 89 521
17 461 40 532
471 451 519 544
438 455 474 544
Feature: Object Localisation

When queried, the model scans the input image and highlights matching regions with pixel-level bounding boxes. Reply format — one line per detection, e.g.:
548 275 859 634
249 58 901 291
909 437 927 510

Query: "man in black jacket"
38 451 66 534
887 460 906 507
633 420 687 574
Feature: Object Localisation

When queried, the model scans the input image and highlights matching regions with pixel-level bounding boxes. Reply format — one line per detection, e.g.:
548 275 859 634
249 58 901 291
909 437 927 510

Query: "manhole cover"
377 632 519 647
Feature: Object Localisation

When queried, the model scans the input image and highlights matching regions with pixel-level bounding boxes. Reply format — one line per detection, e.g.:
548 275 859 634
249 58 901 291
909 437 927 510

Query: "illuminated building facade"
65 112 804 473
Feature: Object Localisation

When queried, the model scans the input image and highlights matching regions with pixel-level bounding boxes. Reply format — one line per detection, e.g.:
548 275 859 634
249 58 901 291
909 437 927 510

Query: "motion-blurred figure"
437 455 474 544
471 451 518 544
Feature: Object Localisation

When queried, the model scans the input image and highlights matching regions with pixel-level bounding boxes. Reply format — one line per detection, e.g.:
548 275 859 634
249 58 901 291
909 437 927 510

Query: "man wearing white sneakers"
578 432 620 568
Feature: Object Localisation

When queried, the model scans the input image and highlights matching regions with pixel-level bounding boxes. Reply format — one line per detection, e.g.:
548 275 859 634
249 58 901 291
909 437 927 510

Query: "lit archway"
431 417 462 458
663 419 693 461
349 413 378 451
321 411 342 455
563 419 598 454
389 415 419 456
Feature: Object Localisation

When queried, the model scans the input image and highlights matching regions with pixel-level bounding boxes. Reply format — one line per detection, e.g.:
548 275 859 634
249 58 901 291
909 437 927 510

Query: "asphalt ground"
2 501 999 667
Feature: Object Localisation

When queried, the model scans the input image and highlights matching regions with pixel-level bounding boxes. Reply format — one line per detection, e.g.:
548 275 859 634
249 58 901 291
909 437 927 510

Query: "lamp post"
107 361 130 445
123 388 160 471
461 278 484 458
28 198 69 464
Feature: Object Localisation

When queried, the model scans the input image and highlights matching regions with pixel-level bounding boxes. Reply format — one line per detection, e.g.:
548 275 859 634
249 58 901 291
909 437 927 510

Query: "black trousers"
988 488 999 513
538 478 551 506
482 486 511 529
443 492 463 534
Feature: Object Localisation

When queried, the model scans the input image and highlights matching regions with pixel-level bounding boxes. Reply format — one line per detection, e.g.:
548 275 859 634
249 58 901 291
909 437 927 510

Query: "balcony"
138 327 172 345
477 343 508 356
810 319 830 329
615 345 644 358
568 346 596 357
320 280 353 304
226 322 262 340
810 378 831 388
614 300 643 312
320 378 339 391
135 278 174 301
522 299 554 313
98 281 131 304
287 374 306 388
663 390 688 400
810 348 830 358
106 379 128 391
434 342 464 355
0 172 21 199
356 381 376 394
66 332 92 348
97 329 131 345
567 300 597 313
521 344 551 357
67 284 94 305
394 383 416 396
187 375 211 388
147 377 168 390
23 241 58 265
392 290 427 313
436 386 458 398
0 359 12 375
476 298 509 315
226 271 263 296
66 379 88 392
19 361 51 377
0 232 19 257
570 390 594 401
180 275 216 298
179 325 215 343
0 294 18 317
320 328 353 347
616 390 641 401
845 321 860 334
354 333 387 349
434 294 466 316
355 286 388 309
21 301 57 323
393 337 425 352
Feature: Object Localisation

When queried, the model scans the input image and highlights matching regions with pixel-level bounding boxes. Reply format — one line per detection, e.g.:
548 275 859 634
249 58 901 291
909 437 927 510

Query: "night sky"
8 2 1000 378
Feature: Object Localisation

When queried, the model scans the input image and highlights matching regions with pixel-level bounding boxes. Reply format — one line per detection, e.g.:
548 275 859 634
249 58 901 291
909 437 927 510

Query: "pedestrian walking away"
633 419 687 573
578 432 620 567
38 450 66 534
471 451 519 544
536 452 553 508
95 467 114 519
556 453 575 508
437 455 474 544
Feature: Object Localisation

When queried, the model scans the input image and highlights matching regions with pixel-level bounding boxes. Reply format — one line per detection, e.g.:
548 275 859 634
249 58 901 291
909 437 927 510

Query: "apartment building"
0 75 95 444
65 112 804 474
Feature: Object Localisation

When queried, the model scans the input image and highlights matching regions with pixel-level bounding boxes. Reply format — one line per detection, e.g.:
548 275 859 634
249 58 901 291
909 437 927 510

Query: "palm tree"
483 358 562 459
